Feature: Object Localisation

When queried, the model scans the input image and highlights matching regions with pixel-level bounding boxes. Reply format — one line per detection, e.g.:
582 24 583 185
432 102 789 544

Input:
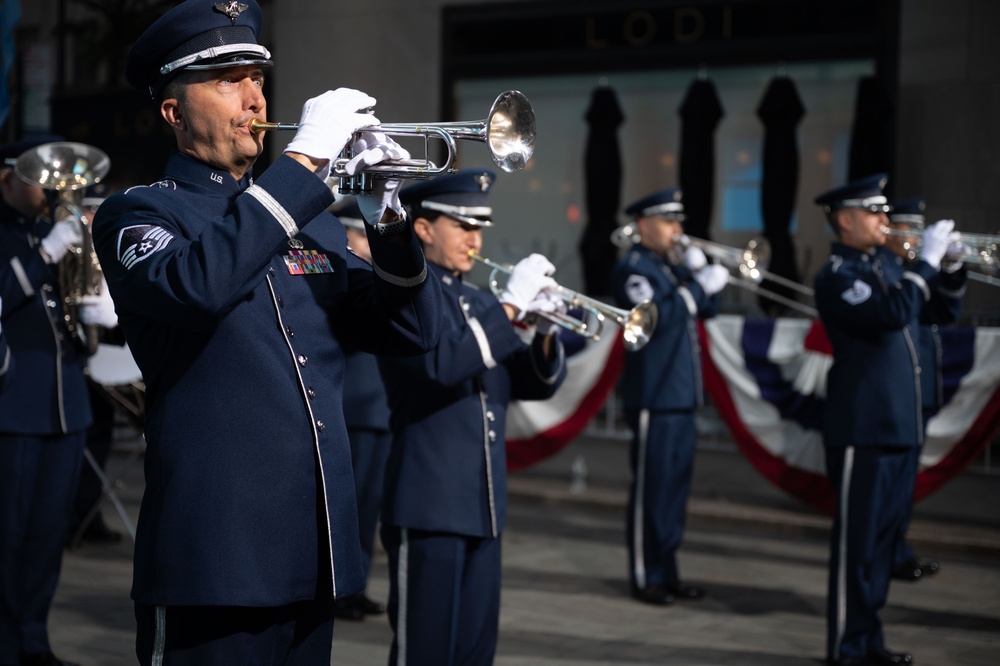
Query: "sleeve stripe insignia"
116 225 174 270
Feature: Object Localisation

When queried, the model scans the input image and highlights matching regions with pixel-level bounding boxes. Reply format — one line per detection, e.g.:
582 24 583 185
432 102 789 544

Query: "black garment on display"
756 76 806 315
848 75 896 191
678 78 725 242
579 86 624 297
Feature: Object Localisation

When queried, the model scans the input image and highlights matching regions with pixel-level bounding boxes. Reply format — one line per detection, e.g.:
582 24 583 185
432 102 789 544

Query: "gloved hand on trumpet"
498 253 558 319
918 219 957 270
523 290 568 336
345 131 411 225
283 88 380 181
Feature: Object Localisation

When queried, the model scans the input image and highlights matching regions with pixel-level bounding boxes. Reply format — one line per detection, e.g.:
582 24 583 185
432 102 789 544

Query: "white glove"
284 88 380 178
40 218 83 264
919 219 955 270
942 237 972 273
524 290 567 335
78 290 118 329
344 131 410 176
683 245 707 271
499 253 558 314
694 264 729 296
358 178 404 225
348 132 412 224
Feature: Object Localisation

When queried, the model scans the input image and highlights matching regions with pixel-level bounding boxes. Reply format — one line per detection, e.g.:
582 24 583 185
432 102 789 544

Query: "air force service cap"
888 197 926 228
125 0 272 98
399 168 496 228
625 188 685 221
814 173 890 214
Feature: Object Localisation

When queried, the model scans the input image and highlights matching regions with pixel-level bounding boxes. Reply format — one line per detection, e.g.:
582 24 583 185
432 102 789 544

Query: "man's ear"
411 216 433 245
161 98 185 130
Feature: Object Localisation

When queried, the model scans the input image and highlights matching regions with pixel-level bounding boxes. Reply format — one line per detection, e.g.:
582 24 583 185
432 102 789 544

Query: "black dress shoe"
665 582 705 600
630 585 675 605
20 652 81 666
891 560 924 581
356 594 386 615
918 559 939 576
867 648 913 665
80 519 123 545
332 595 363 621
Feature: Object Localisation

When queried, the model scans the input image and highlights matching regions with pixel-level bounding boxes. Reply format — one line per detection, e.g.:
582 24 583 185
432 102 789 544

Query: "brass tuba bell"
14 141 111 354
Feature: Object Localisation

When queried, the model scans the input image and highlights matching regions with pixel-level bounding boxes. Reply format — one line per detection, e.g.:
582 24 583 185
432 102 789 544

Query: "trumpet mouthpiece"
248 119 273 133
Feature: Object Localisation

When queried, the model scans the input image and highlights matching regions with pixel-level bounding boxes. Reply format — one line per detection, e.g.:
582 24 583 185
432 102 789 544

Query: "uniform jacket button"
488 430 496 441
316 420 325 432
307 387 316 399
286 326 294 337
298 355 308 367
486 410 496 422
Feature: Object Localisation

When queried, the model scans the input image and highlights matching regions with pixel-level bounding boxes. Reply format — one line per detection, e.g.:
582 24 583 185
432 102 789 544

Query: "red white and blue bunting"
506 315 1000 514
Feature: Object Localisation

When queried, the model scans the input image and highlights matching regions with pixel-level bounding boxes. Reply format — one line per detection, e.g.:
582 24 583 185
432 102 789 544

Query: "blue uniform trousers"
892 446 922 566
347 428 390 583
134 600 334 666
380 525 501 666
893 412 932 567
825 445 912 662
626 409 696 590
0 431 85 663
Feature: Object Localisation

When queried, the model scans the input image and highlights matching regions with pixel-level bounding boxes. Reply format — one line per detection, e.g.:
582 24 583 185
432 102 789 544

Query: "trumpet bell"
621 300 658 351
484 90 536 173
14 141 110 191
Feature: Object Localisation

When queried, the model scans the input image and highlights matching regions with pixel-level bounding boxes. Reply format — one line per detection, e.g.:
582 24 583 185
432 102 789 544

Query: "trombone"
251 90 536 195
612 222 818 317
676 234 818 317
468 251 658 351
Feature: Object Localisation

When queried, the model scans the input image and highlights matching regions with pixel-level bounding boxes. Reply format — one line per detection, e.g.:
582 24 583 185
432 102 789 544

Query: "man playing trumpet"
91 0 442 662
377 169 567 665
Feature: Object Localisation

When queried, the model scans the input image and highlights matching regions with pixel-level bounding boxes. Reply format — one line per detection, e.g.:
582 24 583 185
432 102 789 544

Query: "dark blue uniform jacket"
92 152 441 607
0 207 91 434
814 243 939 449
378 264 566 539
611 244 717 412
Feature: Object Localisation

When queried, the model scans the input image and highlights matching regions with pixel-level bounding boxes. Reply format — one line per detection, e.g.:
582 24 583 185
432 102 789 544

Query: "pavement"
47 418 1000 666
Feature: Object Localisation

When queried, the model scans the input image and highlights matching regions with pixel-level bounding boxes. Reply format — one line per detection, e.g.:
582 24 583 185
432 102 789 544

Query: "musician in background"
67 194 126 549
330 200 390 622
90 1 441 663
610 188 728 606
0 135 117 666
881 198 967 583
813 174 957 666
378 169 567 665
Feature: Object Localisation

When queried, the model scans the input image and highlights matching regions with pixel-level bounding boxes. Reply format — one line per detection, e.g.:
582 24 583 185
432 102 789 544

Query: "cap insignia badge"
213 2 249 23
475 172 491 192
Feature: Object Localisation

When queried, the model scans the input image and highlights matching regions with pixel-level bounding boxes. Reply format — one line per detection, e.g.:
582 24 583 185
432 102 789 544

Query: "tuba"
14 142 111 354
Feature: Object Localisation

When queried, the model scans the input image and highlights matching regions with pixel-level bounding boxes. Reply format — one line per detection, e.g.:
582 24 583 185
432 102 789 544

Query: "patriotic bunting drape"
506 316 1000 515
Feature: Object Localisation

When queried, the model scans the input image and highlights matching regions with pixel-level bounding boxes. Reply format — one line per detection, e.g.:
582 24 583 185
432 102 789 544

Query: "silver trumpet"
882 226 1000 286
469 251 658 351
251 90 536 195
